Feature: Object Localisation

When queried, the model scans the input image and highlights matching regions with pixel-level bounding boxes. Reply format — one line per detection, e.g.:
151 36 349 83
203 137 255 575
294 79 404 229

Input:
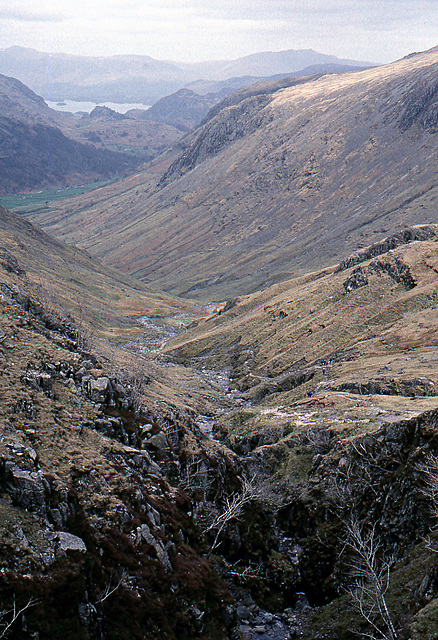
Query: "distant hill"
0 45 374 103
0 74 140 194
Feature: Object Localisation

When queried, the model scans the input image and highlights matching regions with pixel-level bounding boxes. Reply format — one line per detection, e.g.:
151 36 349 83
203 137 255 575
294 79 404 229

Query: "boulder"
56 531 87 553
5 463 48 513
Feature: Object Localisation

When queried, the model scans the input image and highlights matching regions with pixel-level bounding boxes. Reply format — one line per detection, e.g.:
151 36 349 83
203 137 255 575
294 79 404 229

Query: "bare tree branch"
343 516 397 640
0 597 38 638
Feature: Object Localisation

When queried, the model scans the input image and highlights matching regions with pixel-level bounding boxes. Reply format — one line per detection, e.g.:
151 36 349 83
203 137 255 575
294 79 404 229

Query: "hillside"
0 74 182 195
0 75 137 194
0 46 372 103
0 205 245 639
26 46 438 300
2 203 438 638
138 64 367 132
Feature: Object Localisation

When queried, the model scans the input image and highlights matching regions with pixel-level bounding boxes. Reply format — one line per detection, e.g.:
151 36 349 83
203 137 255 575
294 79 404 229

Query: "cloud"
0 0 437 63
0 2 64 23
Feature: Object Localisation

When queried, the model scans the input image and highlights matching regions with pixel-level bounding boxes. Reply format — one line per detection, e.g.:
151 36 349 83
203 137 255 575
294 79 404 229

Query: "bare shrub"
0 597 37 638
201 474 286 552
343 516 397 640
417 452 438 517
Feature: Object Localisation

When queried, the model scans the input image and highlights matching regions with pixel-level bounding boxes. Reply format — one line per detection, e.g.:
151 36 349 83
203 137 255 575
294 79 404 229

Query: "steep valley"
25 47 438 300
3 46 438 640
2 204 438 638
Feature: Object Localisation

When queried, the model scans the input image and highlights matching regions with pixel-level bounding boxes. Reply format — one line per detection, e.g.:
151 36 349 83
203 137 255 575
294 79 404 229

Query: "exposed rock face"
343 255 416 292
343 266 368 292
333 377 436 397
0 248 26 276
399 79 438 132
336 225 438 272
160 94 274 183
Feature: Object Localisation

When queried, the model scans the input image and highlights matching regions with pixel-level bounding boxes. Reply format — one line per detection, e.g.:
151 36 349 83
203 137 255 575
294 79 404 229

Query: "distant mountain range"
0 46 375 103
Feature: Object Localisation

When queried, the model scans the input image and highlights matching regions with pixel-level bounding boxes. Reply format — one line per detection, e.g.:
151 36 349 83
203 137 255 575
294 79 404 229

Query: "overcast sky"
1 0 437 63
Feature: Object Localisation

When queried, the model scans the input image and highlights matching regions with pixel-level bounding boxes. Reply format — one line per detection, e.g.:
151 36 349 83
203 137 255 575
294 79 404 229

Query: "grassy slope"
164 230 438 434
0 205 240 414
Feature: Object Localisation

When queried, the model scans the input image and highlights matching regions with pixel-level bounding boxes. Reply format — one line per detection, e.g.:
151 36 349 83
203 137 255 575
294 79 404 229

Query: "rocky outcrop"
343 255 416 292
159 94 274 184
251 369 316 403
399 77 438 132
332 376 436 397
336 225 438 273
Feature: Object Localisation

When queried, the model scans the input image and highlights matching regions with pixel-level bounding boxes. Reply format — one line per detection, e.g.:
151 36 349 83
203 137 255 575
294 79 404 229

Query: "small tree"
343 516 397 640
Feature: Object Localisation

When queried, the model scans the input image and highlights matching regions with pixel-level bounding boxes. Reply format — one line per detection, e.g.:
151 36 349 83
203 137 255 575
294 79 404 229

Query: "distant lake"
46 100 151 114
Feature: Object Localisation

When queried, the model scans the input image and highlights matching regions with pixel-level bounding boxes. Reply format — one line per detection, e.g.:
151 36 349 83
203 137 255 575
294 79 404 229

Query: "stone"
5 464 47 513
89 377 111 402
144 432 170 453
56 531 87 553
132 523 172 571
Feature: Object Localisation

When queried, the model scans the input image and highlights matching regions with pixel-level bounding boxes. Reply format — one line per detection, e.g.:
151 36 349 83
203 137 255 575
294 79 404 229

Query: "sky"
1 0 437 64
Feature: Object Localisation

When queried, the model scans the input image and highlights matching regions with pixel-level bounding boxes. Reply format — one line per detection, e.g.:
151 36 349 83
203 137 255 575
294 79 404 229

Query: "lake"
46 99 151 114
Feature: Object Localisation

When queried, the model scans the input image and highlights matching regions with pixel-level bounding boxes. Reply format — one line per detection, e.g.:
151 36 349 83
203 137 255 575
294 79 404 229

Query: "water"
46 99 150 114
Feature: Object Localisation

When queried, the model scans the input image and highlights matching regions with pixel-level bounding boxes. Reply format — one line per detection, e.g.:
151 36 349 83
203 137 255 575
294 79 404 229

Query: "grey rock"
144 432 169 453
5 464 47 513
56 531 87 553
89 376 111 402
132 523 172 571
22 370 52 393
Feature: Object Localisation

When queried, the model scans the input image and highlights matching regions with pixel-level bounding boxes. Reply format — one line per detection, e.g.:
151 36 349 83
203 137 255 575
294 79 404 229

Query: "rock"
5 463 48 513
74 367 87 381
12 525 29 549
132 523 172 571
121 445 162 476
0 250 26 276
21 370 52 393
335 225 438 272
89 376 111 402
144 432 170 454
56 531 87 553
343 266 368 293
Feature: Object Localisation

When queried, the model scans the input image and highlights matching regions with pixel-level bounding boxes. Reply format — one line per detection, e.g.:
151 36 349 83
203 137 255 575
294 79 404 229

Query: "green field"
0 180 112 214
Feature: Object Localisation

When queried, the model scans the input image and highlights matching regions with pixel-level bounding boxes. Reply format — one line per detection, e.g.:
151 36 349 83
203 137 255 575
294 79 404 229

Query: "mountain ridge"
0 45 374 103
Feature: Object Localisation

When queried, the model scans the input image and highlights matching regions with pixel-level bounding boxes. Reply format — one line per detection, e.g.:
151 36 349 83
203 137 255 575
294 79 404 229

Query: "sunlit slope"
164 227 438 424
28 47 438 300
